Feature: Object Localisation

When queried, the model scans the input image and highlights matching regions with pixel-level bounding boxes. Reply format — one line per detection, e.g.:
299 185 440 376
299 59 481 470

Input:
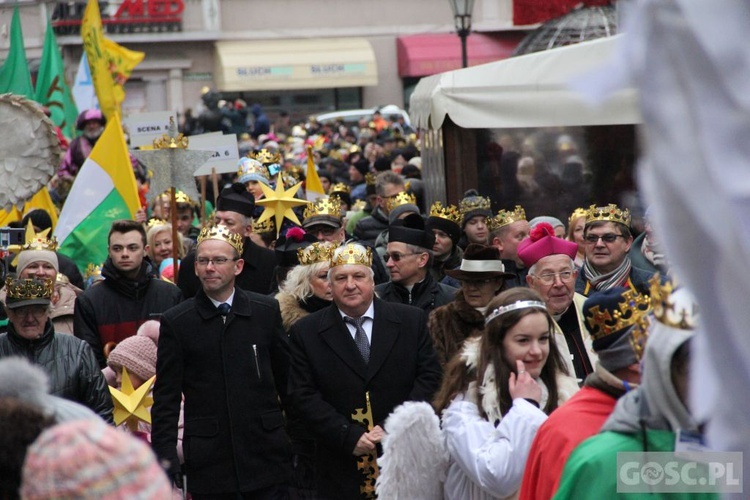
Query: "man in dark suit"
152 224 291 498
288 243 442 499
178 183 277 297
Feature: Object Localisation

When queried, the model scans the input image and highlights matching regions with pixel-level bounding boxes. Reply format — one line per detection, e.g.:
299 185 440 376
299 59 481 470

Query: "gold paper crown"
491 205 527 230
298 241 339 266
386 192 417 212
568 207 588 226
428 202 462 225
365 173 377 186
237 158 270 181
304 196 342 220
331 244 373 267
351 200 367 212
329 183 351 195
197 224 244 255
459 195 491 214
174 190 194 205
147 218 168 228
153 117 188 149
649 274 698 330
585 204 631 226
22 234 58 252
84 263 103 281
5 277 53 301
585 288 652 341
252 217 276 235
250 149 282 166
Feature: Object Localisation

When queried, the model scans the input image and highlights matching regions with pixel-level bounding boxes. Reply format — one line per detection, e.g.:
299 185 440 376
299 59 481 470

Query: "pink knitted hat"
20 419 171 499
107 335 158 382
517 222 578 268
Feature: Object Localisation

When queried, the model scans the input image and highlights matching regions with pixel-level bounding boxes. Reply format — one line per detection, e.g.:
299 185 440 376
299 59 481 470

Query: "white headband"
485 300 547 325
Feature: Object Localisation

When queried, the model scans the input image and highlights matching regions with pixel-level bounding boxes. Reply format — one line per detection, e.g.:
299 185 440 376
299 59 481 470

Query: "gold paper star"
255 173 309 236
9 220 55 267
109 366 155 431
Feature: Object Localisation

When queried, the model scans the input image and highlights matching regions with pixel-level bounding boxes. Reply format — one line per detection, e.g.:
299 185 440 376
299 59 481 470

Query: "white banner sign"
190 133 240 176
124 111 174 148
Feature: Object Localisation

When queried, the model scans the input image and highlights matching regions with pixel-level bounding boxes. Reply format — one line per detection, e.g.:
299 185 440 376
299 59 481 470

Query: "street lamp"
449 0 475 68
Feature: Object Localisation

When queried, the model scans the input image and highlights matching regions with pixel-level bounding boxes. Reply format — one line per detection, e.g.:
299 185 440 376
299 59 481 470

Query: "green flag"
0 7 34 98
35 22 79 139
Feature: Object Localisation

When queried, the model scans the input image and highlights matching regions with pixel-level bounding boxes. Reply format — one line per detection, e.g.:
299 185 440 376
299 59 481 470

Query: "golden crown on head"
351 200 367 212
298 241 339 266
252 217 275 235
5 277 53 300
365 173 377 186
250 149 282 166
491 205 526 230
585 204 631 226
83 263 103 281
174 190 194 205
147 218 168 228
649 274 698 330
237 157 270 181
569 207 588 227
304 196 343 220
22 234 58 252
585 288 652 341
331 243 373 267
429 202 462 225
386 192 417 212
197 224 244 255
459 195 491 214
329 183 351 195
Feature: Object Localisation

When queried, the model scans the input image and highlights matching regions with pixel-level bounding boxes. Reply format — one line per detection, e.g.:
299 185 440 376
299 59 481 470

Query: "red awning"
397 32 525 78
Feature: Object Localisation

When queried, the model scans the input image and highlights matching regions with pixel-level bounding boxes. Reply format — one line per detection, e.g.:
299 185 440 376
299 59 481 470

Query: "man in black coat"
375 214 457 314
152 224 291 497
178 183 277 297
288 243 442 499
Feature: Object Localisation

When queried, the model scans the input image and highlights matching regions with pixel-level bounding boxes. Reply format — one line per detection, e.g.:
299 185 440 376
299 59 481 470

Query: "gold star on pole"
109 366 155 431
256 173 309 236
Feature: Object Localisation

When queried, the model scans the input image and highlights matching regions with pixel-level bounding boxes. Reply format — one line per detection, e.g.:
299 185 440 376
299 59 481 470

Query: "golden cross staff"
351 391 379 498
131 118 213 283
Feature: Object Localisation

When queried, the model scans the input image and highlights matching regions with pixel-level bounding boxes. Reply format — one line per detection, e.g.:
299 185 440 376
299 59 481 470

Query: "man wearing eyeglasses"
574 204 655 297
519 222 594 381
375 214 457 314
153 224 292 497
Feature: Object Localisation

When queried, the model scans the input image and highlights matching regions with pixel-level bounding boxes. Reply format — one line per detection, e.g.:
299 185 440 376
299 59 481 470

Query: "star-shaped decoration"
130 117 214 204
109 366 155 431
9 220 57 267
256 173 310 236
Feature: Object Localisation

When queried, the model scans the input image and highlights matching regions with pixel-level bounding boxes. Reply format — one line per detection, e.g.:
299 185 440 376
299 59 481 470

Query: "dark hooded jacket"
74 259 183 368
375 271 457 315
353 206 389 246
0 320 113 422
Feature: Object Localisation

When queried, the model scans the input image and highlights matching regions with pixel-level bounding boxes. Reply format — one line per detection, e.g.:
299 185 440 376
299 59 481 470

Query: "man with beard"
74 220 183 368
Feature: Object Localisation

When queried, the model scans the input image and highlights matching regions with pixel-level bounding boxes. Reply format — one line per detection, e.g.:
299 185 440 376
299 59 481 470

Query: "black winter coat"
152 287 292 495
375 272 458 314
0 321 113 422
74 259 183 368
353 206 389 246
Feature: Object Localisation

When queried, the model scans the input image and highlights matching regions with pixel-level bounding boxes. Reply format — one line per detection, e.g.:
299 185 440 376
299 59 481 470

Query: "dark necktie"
217 303 231 320
344 316 370 363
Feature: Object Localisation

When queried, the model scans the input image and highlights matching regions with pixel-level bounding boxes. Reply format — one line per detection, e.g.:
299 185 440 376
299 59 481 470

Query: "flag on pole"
54 118 140 272
102 37 144 107
304 145 326 201
72 53 99 112
35 22 79 139
0 7 34 98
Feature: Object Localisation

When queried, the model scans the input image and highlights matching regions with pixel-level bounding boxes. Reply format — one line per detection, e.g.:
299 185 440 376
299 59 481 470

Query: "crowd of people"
0 97 709 500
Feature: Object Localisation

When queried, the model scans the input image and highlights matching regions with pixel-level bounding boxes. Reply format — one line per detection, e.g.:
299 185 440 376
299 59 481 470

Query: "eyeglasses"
384 252 418 262
584 233 625 244
308 226 339 237
11 305 48 318
532 271 574 285
196 257 238 266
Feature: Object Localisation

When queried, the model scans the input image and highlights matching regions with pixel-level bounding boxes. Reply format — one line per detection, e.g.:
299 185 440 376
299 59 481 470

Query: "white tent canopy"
409 35 640 130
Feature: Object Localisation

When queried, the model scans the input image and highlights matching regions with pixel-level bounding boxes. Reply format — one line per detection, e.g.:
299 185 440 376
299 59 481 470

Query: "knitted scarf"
582 256 632 292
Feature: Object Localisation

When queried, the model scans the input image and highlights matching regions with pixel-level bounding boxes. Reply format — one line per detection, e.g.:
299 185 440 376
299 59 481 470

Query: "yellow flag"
0 188 59 228
305 145 326 201
81 0 144 120
103 38 144 106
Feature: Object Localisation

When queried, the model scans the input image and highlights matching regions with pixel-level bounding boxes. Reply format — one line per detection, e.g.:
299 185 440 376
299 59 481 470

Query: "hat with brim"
216 183 255 217
3 277 52 310
517 222 578 268
302 215 342 230
445 244 513 281
389 213 434 249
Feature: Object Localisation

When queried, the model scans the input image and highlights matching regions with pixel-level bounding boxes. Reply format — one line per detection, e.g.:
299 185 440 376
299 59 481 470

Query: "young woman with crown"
433 287 579 499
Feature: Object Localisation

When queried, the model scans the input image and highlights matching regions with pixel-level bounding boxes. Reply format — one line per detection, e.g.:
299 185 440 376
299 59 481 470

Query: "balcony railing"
50 1 184 35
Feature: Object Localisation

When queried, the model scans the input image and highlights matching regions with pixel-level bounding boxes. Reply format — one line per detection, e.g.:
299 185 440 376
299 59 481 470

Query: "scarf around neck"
583 256 632 292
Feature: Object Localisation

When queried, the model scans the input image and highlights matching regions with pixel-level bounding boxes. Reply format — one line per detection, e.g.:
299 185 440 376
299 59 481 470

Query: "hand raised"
508 360 541 403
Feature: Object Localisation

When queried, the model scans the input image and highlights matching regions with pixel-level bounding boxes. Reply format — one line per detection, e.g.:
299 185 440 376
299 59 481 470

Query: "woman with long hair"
434 287 579 500
566 208 588 268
